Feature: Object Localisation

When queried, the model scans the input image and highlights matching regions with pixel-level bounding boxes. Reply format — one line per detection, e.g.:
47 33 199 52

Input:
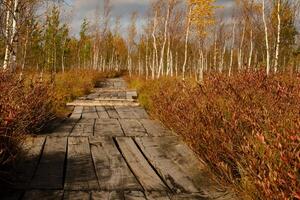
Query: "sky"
63 0 235 36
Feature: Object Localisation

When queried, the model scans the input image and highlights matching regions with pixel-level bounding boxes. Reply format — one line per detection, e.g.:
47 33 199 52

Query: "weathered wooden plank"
95 98 136 102
82 106 99 119
65 137 99 190
139 119 172 137
116 137 167 191
115 106 136 119
91 191 123 200
115 106 148 119
96 106 109 119
126 91 138 100
67 101 140 107
135 136 227 195
146 192 171 200
124 191 146 200
63 191 90 200
132 107 149 119
70 106 83 119
94 119 124 137
90 137 141 190
14 137 45 189
119 119 146 137
71 120 94 136
105 106 120 119
50 118 77 137
31 137 67 189
22 190 63 200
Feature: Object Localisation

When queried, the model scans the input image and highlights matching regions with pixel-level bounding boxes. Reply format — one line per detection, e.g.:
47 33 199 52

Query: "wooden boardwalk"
1 78 236 200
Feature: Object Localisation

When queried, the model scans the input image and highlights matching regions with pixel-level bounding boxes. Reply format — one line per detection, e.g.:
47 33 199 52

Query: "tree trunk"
263 0 271 75
274 0 281 73
182 6 192 80
10 0 19 71
238 23 245 71
229 22 236 76
248 30 253 69
157 2 171 78
152 11 159 78
3 0 11 70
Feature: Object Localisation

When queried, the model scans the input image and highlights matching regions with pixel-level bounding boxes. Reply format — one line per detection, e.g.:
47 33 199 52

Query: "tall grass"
129 71 300 199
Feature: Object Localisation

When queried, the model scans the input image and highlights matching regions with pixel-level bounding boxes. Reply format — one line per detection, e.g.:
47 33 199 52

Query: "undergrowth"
128 71 300 200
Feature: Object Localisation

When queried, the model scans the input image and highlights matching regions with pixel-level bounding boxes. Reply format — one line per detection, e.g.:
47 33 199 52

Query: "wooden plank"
71 120 94 136
70 106 83 119
132 107 149 119
105 106 120 119
22 190 63 200
67 101 140 107
119 119 146 137
115 106 148 119
135 137 227 195
14 137 45 189
95 98 136 102
116 137 167 191
31 137 67 189
124 191 146 200
63 191 90 200
115 106 136 119
94 119 124 137
96 106 109 119
126 91 138 100
90 137 141 190
82 106 99 119
50 118 77 137
139 119 172 137
146 192 171 200
77 118 95 124
91 191 123 200
65 137 99 190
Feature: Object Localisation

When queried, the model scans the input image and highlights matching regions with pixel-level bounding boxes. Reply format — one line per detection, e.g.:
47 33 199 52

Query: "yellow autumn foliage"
189 0 217 36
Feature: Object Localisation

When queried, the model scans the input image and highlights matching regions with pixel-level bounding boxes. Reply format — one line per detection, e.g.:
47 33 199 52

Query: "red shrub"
0 72 54 170
134 71 300 199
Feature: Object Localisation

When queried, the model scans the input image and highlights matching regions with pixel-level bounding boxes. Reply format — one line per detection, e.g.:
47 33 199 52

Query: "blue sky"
62 0 235 36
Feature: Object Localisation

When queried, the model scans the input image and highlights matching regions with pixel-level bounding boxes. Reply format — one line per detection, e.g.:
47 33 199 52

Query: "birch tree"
274 0 281 73
262 0 271 75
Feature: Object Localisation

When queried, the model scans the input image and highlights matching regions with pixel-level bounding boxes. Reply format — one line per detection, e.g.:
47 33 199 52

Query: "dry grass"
128 71 300 200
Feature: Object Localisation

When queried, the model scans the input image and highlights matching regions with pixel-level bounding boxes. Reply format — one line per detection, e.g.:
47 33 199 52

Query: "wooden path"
1 78 236 200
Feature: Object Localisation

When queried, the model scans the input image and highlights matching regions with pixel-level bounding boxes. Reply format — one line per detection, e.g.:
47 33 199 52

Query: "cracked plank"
90 136 141 190
31 137 67 189
65 137 99 190
116 137 167 191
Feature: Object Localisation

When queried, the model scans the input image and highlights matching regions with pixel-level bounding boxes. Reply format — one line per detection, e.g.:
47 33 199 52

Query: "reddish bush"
132 71 300 199
0 72 54 173
0 69 103 177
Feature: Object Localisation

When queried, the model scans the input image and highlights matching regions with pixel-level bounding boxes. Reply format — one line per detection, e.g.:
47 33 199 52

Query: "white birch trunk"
229 22 236 76
238 23 245 71
274 0 281 73
182 6 192 80
248 30 253 69
263 0 271 75
152 11 159 78
3 0 11 70
157 2 171 78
